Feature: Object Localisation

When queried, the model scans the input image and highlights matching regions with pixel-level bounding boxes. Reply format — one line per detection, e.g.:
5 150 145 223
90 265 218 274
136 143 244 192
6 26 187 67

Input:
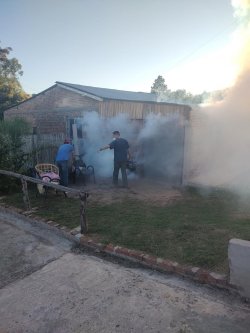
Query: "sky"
0 0 238 95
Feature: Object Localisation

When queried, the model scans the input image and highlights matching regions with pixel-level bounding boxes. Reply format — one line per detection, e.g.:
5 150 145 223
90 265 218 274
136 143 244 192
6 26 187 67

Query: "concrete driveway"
0 209 250 333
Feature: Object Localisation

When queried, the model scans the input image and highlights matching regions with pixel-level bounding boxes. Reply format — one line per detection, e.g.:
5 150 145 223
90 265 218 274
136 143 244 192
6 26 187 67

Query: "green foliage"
0 46 23 77
150 75 227 105
0 44 29 119
0 116 30 139
151 75 168 95
165 88 204 105
0 118 31 192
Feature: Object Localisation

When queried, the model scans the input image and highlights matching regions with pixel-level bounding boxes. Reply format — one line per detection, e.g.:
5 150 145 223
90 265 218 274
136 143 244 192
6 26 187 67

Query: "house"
4 82 191 184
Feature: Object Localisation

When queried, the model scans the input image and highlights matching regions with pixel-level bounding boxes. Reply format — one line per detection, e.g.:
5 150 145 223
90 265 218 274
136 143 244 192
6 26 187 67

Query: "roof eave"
102 97 191 109
56 82 103 101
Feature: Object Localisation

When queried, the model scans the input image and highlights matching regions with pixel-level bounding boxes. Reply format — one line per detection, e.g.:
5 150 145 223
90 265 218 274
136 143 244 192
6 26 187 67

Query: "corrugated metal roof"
56 81 157 102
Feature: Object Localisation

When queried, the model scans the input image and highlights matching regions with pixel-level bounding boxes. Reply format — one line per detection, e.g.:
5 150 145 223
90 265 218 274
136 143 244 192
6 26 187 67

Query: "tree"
151 75 168 97
0 44 29 118
150 75 208 105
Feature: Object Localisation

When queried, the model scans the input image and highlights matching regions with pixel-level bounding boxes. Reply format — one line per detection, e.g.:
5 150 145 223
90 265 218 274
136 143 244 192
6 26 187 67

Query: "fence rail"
0 169 88 233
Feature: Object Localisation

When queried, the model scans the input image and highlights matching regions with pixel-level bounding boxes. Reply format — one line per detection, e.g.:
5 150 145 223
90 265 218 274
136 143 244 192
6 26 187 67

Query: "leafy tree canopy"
0 44 29 118
151 75 168 95
150 75 226 105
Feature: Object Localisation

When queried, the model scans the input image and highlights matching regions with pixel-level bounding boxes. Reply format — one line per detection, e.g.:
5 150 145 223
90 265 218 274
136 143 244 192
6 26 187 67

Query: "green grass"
2 188 80 229
2 186 250 273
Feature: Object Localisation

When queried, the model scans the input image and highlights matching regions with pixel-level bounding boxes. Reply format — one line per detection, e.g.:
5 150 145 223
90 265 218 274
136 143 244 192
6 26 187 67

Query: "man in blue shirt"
55 139 74 187
99 131 130 188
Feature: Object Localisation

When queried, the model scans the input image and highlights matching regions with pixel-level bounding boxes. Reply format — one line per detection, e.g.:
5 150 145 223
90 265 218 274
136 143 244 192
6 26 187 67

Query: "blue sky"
0 0 236 94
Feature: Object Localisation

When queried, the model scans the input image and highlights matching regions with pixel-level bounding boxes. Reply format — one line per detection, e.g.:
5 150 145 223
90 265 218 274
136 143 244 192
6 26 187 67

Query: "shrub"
0 118 31 193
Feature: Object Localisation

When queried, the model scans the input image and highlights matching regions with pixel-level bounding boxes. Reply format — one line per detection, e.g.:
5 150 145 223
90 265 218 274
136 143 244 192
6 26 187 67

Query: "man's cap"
113 131 120 135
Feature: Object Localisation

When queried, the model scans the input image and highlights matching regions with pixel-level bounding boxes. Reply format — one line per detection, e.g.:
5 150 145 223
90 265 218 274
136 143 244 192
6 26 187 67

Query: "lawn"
2 186 250 273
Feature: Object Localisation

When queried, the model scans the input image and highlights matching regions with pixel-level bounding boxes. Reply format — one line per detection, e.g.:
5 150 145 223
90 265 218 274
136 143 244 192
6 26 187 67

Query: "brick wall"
4 85 100 135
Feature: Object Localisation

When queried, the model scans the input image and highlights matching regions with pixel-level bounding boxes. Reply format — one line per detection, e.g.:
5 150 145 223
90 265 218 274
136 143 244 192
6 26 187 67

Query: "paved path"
0 210 73 288
0 209 250 333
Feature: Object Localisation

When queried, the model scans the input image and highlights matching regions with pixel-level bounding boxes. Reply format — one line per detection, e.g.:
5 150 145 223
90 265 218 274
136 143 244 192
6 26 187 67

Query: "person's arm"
126 140 131 160
70 144 74 159
99 144 110 151
68 144 74 167
127 148 131 161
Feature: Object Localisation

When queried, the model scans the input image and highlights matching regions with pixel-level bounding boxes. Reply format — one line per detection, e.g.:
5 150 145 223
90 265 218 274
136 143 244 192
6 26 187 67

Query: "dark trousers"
113 161 128 187
56 160 69 187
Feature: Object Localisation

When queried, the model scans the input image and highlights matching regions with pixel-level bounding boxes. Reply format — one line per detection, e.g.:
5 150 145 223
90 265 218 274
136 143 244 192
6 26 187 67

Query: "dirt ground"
74 177 183 206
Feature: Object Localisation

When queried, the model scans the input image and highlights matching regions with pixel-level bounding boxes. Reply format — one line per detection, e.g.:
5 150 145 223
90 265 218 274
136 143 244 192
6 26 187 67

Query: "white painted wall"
229 238 250 299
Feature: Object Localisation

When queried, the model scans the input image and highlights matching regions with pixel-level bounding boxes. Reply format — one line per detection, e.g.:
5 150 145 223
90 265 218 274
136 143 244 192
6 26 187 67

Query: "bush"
0 118 31 193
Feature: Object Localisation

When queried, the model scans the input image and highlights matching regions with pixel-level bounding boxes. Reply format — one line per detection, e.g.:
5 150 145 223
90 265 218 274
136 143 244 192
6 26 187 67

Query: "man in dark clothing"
99 131 130 187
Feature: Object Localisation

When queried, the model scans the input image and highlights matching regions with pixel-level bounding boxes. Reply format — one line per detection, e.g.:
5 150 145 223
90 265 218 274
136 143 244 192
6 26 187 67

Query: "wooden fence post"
79 192 88 234
21 177 31 211
0 170 89 227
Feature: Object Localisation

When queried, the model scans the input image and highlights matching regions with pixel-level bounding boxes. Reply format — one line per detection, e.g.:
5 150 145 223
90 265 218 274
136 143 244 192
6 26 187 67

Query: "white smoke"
75 112 137 177
75 111 185 183
186 0 250 194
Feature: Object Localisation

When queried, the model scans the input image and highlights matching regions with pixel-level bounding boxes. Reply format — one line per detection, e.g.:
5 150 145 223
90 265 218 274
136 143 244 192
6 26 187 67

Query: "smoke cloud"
74 111 185 184
75 112 138 178
187 0 250 194
138 113 185 183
